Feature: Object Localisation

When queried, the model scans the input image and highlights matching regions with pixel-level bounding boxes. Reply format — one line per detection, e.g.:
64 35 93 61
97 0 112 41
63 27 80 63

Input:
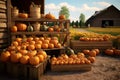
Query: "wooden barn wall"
0 0 10 51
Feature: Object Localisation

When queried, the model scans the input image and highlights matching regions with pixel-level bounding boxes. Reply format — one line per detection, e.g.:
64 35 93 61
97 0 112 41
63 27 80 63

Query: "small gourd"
27 23 33 32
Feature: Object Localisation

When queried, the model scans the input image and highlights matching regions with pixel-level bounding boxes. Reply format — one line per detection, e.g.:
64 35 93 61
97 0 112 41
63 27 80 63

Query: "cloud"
93 2 111 7
45 2 101 21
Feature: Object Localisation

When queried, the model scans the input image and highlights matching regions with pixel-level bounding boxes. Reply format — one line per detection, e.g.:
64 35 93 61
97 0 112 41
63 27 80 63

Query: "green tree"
59 6 70 19
79 13 85 27
71 21 75 27
75 20 79 28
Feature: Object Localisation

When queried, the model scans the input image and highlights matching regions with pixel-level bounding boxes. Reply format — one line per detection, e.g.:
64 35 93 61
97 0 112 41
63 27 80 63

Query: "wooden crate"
51 64 92 72
70 40 113 52
5 57 50 80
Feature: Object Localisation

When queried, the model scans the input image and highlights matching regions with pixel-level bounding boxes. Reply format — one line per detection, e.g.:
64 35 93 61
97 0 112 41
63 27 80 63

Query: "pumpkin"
27 50 37 58
105 49 114 55
0 51 11 62
10 52 22 63
92 49 100 55
51 55 57 61
89 50 96 57
48 43 54 49
37 54 44 62
27 44 35 50
36 40 42 44
35 43 41 49
19 13 28 18
84 58 91 64
50 40 58 45
27 37 33 42
34 37 40 42
19 49 28 55
77 52 85 58
29 56 40 65
16 23 27 31
54 43 62 48
15 37 22 43
20 55 29 64
11 41 19 46
48 27 54 32
41 43 48 49
29 41 35 45
88 56 95 63
42 40 49 44
59 14 66 19
11 26 17 32
45 12 55 19
82 49 90 55
37 50 47 59
39 37 45 41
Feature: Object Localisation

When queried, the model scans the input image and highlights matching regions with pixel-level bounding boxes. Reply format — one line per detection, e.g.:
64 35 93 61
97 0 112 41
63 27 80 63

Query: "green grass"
84 27 120 36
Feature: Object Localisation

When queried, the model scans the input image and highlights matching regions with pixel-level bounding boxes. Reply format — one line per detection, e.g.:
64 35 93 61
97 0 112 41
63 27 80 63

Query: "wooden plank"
0 18 7 22
51 64 92 72
0 22 7 27
0 3 6 10
0 33 8 38
0 9 6 13
0 13 6 18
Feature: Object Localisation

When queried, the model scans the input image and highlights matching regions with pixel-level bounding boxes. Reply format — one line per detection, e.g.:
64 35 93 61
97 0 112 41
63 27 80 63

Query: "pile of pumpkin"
0 36 63 66
79 37 109 41
0 49 47 66
50 49 100 65
104 48 120 56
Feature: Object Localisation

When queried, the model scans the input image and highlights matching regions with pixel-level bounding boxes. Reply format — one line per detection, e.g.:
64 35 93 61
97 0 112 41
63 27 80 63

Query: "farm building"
86 5 120 27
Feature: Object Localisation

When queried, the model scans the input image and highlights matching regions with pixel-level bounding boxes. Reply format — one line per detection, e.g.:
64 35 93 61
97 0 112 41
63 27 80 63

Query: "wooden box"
51 64 92 72
5 57 50 80
70 40 113 52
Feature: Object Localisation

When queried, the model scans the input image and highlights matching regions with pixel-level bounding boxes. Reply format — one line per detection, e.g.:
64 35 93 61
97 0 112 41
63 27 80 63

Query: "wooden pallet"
51 64 92 72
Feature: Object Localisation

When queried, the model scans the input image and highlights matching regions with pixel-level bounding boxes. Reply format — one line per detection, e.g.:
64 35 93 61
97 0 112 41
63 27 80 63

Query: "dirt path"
41 55 120 80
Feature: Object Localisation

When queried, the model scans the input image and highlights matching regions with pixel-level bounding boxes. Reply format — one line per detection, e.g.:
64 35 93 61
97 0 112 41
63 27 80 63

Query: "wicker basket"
30 2 41 18
11 7 19 18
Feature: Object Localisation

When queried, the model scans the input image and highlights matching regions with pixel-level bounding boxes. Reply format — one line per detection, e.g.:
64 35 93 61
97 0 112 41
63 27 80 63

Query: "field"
84 27 120 36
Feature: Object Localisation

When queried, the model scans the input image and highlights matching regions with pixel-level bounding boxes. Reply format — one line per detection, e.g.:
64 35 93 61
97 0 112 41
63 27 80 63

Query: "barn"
86 5 120 27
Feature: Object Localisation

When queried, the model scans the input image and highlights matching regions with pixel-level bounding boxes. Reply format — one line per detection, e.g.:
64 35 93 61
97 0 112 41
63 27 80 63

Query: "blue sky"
45 0 120 21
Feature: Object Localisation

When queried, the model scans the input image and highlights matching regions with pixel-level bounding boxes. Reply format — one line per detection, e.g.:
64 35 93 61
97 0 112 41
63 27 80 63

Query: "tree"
75 20 79 28
59 6 70 19
71 21 75 27
79 13 85 27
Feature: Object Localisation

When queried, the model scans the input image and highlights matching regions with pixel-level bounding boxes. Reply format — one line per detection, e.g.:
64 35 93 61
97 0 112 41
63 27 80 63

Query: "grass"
84 27 120 36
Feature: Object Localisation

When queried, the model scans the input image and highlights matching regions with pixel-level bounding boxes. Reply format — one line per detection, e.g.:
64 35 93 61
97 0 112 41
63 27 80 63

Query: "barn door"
0 0 10 51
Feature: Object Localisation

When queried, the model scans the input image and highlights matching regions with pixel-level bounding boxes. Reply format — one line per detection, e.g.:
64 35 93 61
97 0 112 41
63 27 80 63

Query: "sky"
45 0 120 21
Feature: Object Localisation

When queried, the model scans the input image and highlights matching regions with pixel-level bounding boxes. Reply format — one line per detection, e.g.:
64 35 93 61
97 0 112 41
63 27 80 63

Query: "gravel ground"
0 55 120 80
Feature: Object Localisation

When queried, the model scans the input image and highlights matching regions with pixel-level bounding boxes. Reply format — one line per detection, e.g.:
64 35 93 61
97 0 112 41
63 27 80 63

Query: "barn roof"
86 5 120 24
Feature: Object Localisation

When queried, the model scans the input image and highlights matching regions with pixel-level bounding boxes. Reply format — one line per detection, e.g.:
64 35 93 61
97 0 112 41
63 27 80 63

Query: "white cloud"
93 2 111 7
45 2 102 21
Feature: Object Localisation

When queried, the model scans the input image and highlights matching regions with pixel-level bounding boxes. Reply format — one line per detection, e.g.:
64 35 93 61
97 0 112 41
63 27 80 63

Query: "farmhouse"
86 5 120 27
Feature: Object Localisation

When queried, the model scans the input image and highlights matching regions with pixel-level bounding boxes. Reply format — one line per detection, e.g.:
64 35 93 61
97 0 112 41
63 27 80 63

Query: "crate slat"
51 64 92 72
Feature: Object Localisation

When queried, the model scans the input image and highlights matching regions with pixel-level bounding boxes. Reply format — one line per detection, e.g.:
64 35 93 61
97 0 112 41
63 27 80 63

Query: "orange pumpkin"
41 43 48 49
45 12 55 19
16 23 27 31
27 44 35 50
105 49 114 55
19 49 28 55
89 50 96 57
92 49 100 55
15 37 22 43
50 40 58 45
35 43 41 49
48 27 54 32
48 43 54 49
39 37 44 41
54 43 62 48
37 54 44 62
27 50 37 58
27 37 34 42
0 51 11 62
19 13 28 18
37 50 47 59
11 41 19 46
88 56 95 63
10 52 22 63
29 56 40 65
11 26 17 32
42 40 49 44
59 14 66 19
82 49 90 55
20 55 29 64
